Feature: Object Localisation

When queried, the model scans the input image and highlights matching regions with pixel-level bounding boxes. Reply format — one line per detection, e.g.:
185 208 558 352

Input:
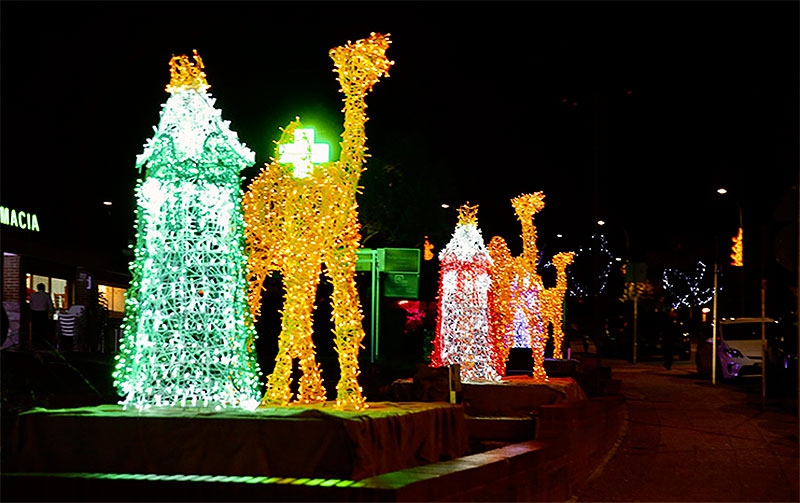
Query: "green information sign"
377 248 420 273
383 272 420 299
356 249 375 272
355 247 421 362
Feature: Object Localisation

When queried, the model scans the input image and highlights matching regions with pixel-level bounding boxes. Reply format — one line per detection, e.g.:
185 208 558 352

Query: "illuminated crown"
457 203 479 226
166 50 210 94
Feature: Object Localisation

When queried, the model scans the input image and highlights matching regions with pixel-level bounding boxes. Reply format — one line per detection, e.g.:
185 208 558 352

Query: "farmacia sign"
0 206 40 232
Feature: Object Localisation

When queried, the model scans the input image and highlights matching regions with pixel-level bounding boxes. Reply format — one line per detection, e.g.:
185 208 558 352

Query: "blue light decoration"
565 233 615 299
112 50 262 411
662 260 715 310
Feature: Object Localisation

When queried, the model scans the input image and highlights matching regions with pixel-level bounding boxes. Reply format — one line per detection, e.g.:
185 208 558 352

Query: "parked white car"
696 317 776 379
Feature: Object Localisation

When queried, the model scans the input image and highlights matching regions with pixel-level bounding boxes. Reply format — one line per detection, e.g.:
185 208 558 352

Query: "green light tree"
112 51 261 410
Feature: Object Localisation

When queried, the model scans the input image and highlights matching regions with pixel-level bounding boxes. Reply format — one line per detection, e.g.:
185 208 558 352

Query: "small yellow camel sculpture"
540 251 575 360
243 33 392 410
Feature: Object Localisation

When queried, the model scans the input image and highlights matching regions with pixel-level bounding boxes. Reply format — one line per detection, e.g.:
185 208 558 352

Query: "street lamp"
711 187 745 385
716 188 743 267
596 220 629 263
717 188 768 402
597 219 638 363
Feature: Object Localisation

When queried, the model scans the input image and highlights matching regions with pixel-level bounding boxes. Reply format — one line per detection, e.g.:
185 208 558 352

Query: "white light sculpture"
112 50 262 411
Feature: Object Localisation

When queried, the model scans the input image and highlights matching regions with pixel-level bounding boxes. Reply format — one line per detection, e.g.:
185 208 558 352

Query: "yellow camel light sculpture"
243 33 392 410
541 251 575 360
512 193 547 381
487 236 518 373
489 192 573 381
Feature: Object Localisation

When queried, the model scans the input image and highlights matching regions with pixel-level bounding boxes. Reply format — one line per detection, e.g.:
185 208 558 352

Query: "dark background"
2 0 797 287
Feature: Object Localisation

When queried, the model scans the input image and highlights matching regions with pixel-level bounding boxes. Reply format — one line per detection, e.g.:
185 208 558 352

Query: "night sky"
2 1 798 270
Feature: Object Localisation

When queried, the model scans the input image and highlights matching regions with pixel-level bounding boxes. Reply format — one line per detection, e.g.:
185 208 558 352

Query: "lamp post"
716 187 746 320
712 260 719 385
596 219 629 263
719 188 768 403
712 187 745 386
717 188 743 267
597 219 637 363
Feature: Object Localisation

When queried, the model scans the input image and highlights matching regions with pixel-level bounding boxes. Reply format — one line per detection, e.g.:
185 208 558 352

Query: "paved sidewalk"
569 357 799 502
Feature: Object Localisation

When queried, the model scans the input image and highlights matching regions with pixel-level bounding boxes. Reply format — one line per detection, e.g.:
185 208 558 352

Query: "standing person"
29 283 54 349
662 309 680 370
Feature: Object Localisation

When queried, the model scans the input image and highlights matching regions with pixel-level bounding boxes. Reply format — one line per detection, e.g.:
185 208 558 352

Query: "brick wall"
0 394 627 502
2 253 22 302
2 254 24 340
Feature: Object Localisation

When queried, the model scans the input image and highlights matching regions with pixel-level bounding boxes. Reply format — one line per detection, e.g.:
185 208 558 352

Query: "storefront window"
26 274 68 310
98 284 127 316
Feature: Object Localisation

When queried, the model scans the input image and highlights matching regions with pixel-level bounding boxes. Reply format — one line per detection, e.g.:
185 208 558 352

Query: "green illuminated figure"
112 51 261 410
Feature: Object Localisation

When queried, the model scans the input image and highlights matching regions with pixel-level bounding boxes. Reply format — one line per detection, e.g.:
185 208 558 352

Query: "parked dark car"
601 311 691 361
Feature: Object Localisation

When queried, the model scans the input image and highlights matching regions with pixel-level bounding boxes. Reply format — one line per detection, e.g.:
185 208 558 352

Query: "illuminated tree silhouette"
662 260 714 310
113 51 262 411
566 233 616 299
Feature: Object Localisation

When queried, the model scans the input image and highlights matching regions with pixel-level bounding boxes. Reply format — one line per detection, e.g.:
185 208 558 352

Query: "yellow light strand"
730 227 743 266
424 236 434 261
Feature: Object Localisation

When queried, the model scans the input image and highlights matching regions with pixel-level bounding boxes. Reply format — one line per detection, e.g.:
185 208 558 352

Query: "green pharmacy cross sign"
278 128 330 178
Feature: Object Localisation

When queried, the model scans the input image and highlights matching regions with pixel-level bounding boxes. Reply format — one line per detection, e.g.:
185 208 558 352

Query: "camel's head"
552 251 576 270
330 32 393 97
512 192 546 222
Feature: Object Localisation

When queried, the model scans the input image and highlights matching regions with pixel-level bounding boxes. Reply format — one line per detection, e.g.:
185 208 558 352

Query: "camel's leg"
248 258 296 407
288 261 327 404
262 263 326 406
552 323 565 360
262 344 294 407
325 242 367 410
530 318 549 383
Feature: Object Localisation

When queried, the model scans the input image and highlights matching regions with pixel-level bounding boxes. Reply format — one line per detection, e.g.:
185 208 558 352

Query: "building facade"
1 203 130 352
